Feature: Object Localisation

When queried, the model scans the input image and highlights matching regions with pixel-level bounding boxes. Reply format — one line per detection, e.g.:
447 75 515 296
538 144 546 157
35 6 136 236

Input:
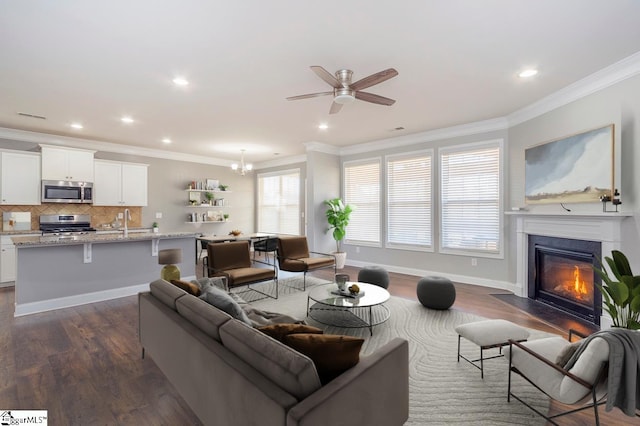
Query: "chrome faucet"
123 209 131 237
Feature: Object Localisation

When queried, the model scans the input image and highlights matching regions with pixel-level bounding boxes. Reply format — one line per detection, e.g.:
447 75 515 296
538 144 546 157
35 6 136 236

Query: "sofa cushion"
283 333 364 384
176 294 232 341
219 319 322 400
150 279 186 310
170 279 201 296
258 324 323 342
199 285 252 326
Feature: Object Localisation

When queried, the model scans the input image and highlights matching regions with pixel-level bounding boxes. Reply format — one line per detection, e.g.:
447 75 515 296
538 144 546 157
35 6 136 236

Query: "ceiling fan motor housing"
334 87 356 104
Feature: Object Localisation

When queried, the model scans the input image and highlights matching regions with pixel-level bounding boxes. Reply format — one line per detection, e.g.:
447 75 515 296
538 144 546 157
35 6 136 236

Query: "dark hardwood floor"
0 263 635 425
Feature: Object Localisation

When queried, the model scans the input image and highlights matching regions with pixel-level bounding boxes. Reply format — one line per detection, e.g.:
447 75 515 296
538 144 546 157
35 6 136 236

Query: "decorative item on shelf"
231 149 253 176
204 191 215 205
600 188 622 212
152 222 159 233
218 184 229 191
158 248 182 281
206 179 219 190
214 198 224 206
229 229 242 236
223 213 229 221
324 198 353 269
593 249 640 329
335 273 349 291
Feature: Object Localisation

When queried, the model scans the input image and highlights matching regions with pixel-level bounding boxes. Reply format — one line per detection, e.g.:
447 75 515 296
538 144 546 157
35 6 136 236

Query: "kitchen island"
12 231 197 316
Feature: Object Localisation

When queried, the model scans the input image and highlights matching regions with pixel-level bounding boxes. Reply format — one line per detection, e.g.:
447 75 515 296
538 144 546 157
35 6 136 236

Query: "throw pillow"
193 276 227 292
199 285 252 326
283 333 364 384
258 324 324 342
170 279 201 296
555 340 584 368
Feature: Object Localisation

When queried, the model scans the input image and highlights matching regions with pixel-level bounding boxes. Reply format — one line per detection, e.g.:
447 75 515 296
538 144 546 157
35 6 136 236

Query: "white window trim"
343 157 382 248
438 139 504 259
385 149 434 253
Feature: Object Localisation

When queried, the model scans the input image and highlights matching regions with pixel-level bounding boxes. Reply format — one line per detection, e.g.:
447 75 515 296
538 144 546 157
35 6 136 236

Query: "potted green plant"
223 213 229 221
204 191 215 205
218 184 228 191
324 198 353 269
152 222 159 233
593 250 640 329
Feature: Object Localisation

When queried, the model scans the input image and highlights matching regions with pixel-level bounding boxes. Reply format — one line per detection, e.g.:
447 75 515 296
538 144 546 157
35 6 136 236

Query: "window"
344 159 380 245
257 169 300 235
386 151 433 250
440 140 502 256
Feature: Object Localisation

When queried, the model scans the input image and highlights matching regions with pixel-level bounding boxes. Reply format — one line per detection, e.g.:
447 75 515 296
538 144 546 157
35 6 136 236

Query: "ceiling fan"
287 66 398 114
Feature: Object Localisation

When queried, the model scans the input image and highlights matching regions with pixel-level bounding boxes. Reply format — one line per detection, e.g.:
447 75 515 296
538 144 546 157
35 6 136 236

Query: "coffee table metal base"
307 302 390 336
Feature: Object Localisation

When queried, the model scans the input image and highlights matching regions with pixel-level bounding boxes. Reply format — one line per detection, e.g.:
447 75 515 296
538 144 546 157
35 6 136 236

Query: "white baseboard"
15 283 150 317
345 259 519 294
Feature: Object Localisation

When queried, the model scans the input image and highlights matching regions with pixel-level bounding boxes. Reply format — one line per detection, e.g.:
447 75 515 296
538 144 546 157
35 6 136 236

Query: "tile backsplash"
0 205 142 231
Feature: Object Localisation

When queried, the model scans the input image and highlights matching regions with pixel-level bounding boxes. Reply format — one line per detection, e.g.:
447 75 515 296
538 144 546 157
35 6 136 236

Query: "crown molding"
339 117 509 156
508 51 640 126
304 141 340 155
0 126 230 166
254 154 307 170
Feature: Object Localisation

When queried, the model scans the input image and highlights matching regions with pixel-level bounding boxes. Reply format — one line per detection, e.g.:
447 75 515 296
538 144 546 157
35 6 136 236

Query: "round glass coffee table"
306 282 390 335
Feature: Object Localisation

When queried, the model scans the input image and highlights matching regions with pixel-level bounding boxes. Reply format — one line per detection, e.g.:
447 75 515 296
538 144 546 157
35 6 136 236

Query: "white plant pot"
333 251 347 269
153 227 159 233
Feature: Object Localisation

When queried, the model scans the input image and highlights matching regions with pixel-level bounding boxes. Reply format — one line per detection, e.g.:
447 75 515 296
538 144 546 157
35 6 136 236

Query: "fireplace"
528 235 602 325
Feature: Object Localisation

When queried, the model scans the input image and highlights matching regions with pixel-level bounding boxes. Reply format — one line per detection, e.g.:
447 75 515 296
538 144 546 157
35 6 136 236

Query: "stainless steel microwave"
41 180 93 204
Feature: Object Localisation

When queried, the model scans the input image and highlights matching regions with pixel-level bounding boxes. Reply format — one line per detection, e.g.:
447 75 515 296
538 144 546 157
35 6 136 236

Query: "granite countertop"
12 231 198 247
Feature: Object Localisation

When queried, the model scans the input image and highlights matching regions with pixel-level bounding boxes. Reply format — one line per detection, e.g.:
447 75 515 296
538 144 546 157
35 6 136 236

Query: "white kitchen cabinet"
0 151 41 205
40 144 95 181
1 236 16 283
94 160 148 206
1 233 40 283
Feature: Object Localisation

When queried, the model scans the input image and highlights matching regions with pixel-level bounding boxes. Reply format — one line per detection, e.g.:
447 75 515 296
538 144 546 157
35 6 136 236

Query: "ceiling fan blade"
355 91 396 106
311 66 342 88
350 68 398 91
286 91 333 101
329 101 343 114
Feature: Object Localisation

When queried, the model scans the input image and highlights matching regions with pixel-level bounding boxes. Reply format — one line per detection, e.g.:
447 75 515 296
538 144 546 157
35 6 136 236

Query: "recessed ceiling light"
70 123 83 129
318 123 329 130
518 69 538 78
121 116 134 124
162 138 172 144
173 77 189 86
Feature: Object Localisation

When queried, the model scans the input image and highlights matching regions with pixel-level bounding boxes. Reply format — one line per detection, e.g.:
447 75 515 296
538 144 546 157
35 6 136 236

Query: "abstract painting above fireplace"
528 234 602 325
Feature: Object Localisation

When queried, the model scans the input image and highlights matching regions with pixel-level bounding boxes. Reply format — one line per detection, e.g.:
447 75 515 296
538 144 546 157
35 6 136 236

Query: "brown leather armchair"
276 236 335 290
206 240 278 299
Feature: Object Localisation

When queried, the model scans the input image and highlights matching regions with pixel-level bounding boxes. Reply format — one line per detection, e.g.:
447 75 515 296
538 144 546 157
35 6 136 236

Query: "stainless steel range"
39 214 96 236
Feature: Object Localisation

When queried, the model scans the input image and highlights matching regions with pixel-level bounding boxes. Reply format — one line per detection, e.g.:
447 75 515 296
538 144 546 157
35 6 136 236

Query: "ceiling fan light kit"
287 66 398 114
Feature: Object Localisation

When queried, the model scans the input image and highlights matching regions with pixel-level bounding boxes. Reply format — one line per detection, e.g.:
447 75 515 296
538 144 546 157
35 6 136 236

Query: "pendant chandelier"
231 149 253 175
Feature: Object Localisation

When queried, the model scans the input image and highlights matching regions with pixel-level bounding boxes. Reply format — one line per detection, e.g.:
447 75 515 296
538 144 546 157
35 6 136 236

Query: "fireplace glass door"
538 251 594 307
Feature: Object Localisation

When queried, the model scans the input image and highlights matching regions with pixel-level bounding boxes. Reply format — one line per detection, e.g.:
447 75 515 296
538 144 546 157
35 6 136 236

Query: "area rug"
242 276 552 425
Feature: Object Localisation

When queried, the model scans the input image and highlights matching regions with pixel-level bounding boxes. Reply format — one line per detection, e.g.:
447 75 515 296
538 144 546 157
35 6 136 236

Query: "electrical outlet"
471 258 478 266
117 212 124 219
155 212 163 219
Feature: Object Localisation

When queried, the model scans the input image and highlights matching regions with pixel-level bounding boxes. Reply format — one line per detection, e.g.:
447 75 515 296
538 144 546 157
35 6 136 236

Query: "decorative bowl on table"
228 229 242 236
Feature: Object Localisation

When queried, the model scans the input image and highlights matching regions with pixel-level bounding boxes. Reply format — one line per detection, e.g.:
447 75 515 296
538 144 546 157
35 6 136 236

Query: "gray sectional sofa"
138 279 409 426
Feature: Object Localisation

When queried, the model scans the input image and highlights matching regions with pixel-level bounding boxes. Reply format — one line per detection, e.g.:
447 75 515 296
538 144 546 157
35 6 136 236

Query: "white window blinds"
386 152 432 249
257 169 300 235
440 142 501 254
344 159 380 245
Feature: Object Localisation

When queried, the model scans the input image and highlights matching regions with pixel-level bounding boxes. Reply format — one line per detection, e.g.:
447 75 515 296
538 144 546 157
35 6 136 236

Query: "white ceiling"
1 1 640 165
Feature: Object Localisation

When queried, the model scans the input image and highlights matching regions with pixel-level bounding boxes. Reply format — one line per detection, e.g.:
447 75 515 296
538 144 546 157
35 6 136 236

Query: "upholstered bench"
455 319 530 378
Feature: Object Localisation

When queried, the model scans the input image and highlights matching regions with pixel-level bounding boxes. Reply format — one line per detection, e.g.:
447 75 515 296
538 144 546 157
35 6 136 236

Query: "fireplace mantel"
509 211 632 328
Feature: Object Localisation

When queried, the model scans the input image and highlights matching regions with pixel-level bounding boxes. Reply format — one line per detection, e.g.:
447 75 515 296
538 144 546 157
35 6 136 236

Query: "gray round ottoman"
357 266 390 289
417 276 456 309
